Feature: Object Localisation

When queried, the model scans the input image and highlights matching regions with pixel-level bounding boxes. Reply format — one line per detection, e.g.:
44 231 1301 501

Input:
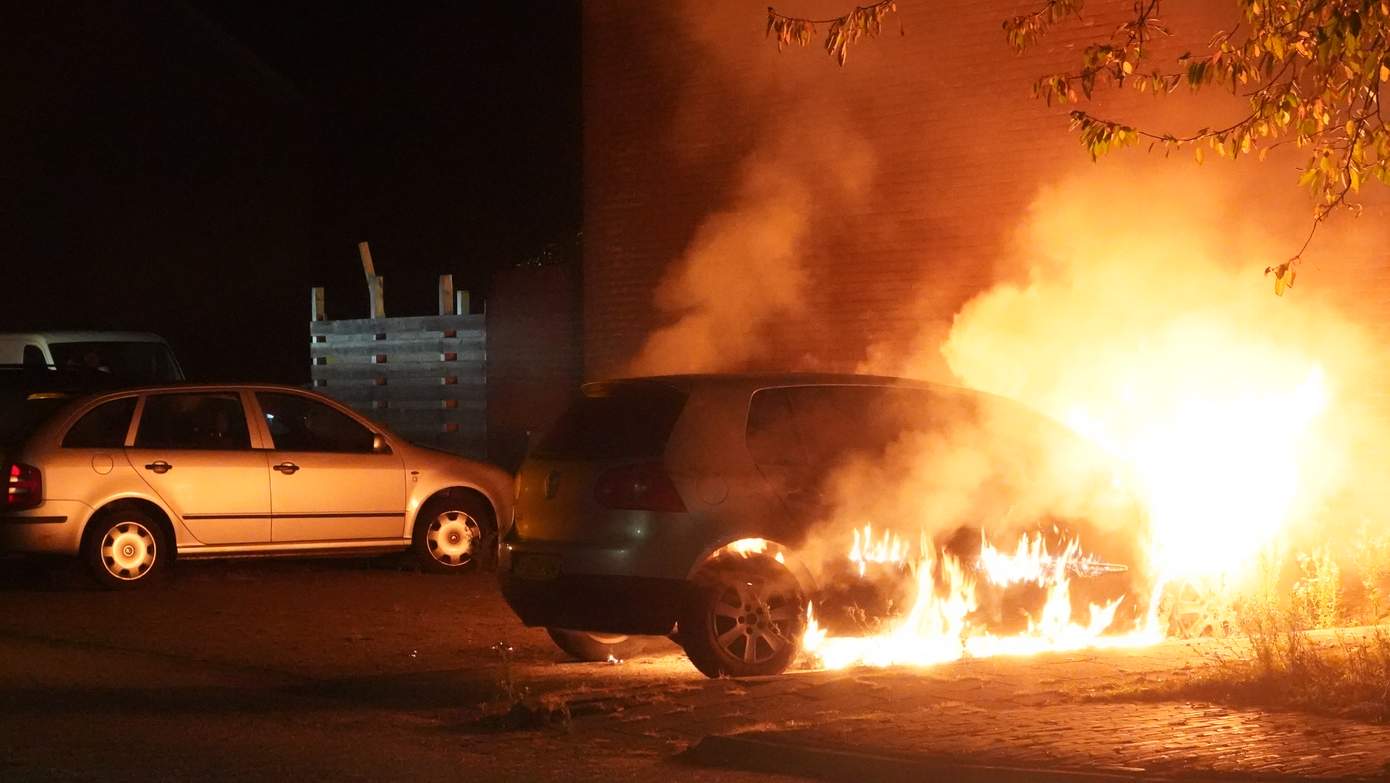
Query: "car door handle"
144 461 172 474
273 461 300 475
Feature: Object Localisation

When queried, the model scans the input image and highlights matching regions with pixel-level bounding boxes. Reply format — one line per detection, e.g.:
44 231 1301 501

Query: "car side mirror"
372 433 391 454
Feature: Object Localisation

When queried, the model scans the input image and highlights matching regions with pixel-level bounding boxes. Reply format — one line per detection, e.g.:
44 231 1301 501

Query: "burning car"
500 373 1149 677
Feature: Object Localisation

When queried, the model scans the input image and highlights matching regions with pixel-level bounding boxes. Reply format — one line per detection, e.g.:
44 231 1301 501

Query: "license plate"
513 553 561 581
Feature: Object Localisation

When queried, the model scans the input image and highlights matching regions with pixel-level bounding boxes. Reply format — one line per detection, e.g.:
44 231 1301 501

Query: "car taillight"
593 462 686 513
4 463 42 511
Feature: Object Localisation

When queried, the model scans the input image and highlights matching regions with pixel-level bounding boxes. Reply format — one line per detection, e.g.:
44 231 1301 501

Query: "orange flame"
803 531 1160 670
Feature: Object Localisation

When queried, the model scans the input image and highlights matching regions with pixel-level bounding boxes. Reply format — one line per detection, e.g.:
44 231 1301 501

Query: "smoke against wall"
626 121 873 375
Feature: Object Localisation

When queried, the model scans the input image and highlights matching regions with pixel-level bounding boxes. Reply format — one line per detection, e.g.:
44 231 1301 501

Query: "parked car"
1 383 512 587
0 331 184 384
499 373 1141 677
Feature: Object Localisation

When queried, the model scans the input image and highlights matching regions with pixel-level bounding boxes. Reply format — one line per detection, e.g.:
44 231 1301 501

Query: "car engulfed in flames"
777 361 1336 672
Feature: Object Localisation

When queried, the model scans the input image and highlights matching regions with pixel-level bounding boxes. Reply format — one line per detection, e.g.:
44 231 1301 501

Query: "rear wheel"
679 554 806 678
81 507 170 589
413 491 494 574
546 628 648 662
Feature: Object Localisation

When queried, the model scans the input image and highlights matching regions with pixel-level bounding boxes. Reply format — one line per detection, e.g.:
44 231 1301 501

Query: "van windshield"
534 381 688 460
47 342 181 384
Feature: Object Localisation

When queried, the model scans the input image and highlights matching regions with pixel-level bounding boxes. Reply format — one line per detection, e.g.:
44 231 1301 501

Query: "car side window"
746 389 805 467
135 393 251 450
63 397 137 449
256 393 377 454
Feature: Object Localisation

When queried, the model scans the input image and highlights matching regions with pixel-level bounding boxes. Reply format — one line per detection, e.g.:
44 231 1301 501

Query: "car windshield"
534 381 688 460
47 341 181 384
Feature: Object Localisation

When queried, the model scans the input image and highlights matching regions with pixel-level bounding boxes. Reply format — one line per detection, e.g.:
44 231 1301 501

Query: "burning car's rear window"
534 382 688 460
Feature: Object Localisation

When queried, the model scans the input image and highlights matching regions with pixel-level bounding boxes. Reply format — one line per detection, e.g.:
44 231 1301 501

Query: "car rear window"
63 397 138 449
534 382 688 459
0 395 71 448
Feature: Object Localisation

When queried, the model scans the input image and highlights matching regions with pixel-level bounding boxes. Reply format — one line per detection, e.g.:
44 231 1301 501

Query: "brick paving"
531 644 1390 780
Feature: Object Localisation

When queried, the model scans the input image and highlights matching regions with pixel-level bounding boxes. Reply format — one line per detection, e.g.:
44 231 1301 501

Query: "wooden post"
455 290 470 315
358 241 384 319
310 287 326 321
438 275 454 315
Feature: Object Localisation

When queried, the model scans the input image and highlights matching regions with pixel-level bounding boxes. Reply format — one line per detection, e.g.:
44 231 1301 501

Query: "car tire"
81 506 170 590
546 628 648 662
412 490 494 574
679 554 806 678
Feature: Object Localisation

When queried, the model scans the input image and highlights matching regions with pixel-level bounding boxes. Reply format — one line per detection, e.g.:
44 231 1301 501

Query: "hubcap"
101 521 156 581
426 510 479 566
710 577 799 665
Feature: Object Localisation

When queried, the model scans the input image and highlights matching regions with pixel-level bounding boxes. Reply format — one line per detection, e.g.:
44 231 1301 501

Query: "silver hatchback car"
1 383 512 587
500 374 1139 677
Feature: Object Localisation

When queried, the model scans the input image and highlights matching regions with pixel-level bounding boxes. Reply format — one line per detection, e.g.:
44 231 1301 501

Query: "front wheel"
679 554 806 678
546 628 648 662
81 507 170 589
412 491 494 574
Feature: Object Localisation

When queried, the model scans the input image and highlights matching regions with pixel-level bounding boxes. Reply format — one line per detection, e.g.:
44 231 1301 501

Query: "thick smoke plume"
627 123 872 375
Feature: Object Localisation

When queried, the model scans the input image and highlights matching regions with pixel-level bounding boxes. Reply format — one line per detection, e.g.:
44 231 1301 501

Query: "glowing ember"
720 537 785 563
724 538 769 556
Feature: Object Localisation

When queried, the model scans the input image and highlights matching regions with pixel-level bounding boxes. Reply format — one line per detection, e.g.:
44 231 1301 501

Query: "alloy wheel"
709 577 799 665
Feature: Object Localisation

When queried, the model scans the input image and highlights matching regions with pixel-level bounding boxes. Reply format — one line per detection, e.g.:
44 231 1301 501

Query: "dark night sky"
4 1 580 383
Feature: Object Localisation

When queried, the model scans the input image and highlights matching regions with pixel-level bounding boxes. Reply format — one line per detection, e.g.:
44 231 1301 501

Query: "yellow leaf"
1382 64 1389 82
1122 60 1134 75
1195 146 1205 164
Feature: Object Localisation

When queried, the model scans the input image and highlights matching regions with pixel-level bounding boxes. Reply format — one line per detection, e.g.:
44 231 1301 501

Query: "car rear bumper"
0 501 90 554
499 570 688 636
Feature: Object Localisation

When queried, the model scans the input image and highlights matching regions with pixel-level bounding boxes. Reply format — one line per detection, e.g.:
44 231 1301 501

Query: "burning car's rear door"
746 385 928 524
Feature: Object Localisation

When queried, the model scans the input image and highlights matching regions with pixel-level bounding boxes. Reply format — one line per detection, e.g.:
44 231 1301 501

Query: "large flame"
803 531 1160 670
805 167 1381 672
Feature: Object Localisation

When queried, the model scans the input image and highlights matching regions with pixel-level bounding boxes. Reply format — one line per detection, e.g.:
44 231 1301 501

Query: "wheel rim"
709 576 799 665
101 521 156 581
426 509 480 567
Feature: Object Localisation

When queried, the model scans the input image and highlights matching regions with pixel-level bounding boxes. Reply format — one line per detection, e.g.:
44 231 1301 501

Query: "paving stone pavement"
532 643 1390 781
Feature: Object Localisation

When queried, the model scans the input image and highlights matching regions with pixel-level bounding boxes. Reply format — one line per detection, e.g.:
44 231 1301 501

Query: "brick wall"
581 1 1389 380
485 263 582 470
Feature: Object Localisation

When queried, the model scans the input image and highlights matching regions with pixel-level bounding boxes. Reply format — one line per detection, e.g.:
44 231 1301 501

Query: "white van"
0 332 184 384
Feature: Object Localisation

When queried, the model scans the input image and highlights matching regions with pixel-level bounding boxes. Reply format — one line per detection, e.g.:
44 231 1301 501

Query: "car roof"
0 331 171 343
34 383 324 409
585 372 955 394
79 381 317 396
